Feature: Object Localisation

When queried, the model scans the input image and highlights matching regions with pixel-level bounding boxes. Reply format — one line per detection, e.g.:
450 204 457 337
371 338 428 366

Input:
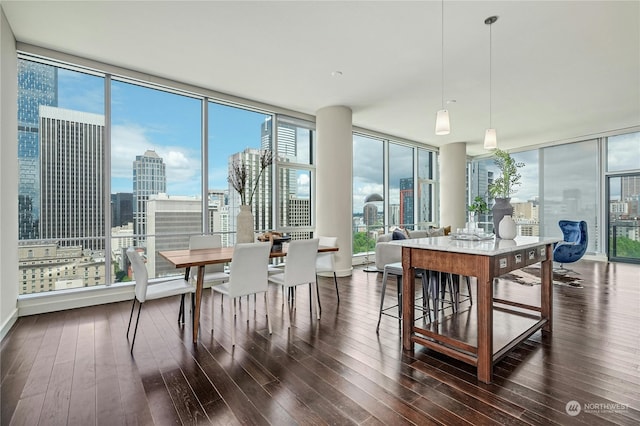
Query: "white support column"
316 105 352 276
439 142 467 231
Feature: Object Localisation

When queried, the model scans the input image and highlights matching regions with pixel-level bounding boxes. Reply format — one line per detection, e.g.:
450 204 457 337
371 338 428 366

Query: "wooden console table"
393 236 559 383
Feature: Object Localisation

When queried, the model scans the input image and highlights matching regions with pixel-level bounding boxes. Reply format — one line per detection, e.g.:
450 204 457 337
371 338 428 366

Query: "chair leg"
191 293 195 329
284 289 292 329
396 274 403 321
429 271 440 321
178 294 185 325
466 276 473 306
333 272 340 303
211 289 215 332
264 292 272 335
376 270 389 333
130 302 143 353
230 296 236 346
312 282 321 320
314 275 322 314
421 271 432 323
127 298 136 338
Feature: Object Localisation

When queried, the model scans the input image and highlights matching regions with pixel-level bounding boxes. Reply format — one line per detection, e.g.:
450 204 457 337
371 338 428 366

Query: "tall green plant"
488 149 525 199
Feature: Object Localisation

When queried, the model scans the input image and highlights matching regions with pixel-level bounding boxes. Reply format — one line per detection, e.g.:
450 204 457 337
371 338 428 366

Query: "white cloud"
111 124 201 194
296 173 310 197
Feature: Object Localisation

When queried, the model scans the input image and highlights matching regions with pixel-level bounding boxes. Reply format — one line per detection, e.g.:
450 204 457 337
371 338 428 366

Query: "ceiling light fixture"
484 15 498 149
435 0 450 136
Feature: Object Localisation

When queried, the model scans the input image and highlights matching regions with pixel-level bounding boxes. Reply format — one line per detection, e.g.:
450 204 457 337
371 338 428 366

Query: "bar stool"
451 274 473 308
427 272 473 320
376 262 431 333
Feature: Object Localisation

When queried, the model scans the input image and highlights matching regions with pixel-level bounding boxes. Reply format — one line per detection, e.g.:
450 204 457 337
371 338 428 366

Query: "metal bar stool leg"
376 267 390 333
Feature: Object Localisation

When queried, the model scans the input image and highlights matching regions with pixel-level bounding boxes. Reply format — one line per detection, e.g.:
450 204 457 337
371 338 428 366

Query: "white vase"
498 215 517 240
236 204 255 243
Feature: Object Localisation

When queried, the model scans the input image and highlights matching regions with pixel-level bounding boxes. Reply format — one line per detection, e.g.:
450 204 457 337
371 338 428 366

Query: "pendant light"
435 0 450 135
483 15 498 149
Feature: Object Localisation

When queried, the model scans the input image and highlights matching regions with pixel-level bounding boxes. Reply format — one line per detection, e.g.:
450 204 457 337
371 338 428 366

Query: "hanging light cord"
441 0 445 109
488 20 492 128
485 16 498 128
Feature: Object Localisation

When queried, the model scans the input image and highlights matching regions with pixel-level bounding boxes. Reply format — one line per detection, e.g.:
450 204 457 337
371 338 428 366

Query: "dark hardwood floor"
2 260 639 425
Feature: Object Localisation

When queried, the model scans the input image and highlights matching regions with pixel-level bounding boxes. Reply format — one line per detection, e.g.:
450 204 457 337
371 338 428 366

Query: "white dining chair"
189 235 229 307
211 242 272 346
315 236 339 303
268 238 320 329
126 247 195 353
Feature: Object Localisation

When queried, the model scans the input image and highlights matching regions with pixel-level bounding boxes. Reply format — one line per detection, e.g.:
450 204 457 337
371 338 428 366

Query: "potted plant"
487 149 525 238
228 149 274 243
467 195 489 230
468 196 489 216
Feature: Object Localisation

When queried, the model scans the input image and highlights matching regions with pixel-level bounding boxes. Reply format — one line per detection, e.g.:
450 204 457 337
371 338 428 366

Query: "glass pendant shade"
484 128 497 149
435 109 450 135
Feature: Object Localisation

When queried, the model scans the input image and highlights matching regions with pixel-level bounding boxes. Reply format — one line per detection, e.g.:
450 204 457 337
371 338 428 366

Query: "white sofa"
374 228 448 271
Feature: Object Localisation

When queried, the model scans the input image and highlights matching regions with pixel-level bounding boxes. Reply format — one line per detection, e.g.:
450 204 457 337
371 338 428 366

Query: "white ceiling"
3 0 639 156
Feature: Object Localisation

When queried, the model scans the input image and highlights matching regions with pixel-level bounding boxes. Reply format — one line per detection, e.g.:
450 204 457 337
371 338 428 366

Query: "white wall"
0 6 19 340
439 142 467 231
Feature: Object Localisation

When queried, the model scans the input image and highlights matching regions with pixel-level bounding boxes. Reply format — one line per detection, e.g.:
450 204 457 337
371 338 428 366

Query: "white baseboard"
18 283 135 317
1 308 18 341
582 253 608 262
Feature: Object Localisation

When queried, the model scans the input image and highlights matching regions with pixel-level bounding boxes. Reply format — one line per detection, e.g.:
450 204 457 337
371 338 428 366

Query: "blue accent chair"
553 220 588 273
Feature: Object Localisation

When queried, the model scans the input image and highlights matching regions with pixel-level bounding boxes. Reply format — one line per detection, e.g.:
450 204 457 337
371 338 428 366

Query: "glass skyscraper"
18 60 58 239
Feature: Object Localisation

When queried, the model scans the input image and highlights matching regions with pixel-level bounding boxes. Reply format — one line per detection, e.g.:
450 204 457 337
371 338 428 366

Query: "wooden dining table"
159 243 339 343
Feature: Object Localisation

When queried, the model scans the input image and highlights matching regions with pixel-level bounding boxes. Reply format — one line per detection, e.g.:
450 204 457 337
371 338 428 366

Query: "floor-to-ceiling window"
352 135 438 257
606 132 640 262
471 141 604 255
111 80 202 280
207 102 272 247
274 116 315 239
18 59 106 294
17 54 310 295
352 134 384 256
540 140 599 252
417 148 436 228
388 143 414 229
470 150 538 235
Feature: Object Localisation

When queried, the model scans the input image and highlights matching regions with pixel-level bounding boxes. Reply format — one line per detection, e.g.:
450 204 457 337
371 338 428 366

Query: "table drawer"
494 245 547 273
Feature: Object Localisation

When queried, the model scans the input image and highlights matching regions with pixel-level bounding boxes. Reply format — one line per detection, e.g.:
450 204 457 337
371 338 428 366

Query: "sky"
58 68 268 197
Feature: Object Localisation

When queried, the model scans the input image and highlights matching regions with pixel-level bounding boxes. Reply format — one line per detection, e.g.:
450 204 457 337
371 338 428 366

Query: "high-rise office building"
287 196 311 226
399 177 414 226
18 60 58 239
146 194 201 278
133 150 166 242
39 106 105 250
363 203 378 226
622 176 640 199
111 192 133 227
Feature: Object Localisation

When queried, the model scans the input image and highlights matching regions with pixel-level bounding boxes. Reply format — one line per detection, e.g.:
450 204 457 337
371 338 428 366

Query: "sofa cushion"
407 230 429 238
377 233 393 243
428 227 445 237
392 229 407 240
